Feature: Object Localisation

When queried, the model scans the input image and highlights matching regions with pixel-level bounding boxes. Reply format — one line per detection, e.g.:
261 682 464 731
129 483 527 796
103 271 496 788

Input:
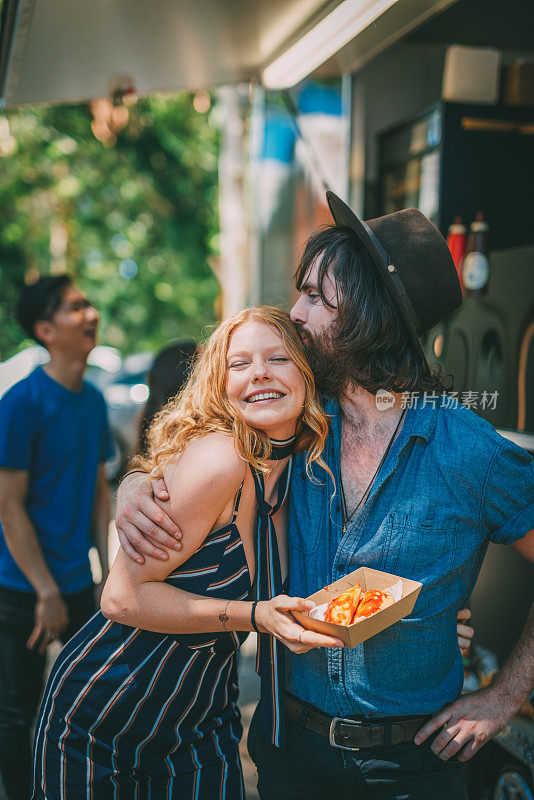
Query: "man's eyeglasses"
59 298 94 313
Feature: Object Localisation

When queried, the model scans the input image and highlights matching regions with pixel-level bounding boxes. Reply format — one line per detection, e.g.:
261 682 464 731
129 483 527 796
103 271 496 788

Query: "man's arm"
115 470 181 563
91 464 111 599
415 528 534 761
0 468 68 653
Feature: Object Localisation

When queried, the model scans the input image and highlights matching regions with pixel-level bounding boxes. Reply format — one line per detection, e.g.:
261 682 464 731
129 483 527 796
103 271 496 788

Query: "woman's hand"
255 595 345 654
116 472 182 563
457 607 474 653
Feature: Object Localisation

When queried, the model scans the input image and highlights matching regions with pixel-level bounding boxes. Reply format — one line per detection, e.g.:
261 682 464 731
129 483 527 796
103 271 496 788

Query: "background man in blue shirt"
115 195 534 800
0 275 112 800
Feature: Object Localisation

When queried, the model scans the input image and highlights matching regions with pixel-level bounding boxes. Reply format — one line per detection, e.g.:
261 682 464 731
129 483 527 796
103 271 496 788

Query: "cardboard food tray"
293 566 422 648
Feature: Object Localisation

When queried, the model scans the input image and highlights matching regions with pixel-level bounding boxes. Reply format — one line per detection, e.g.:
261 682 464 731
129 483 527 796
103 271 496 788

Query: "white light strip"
262 0 400 89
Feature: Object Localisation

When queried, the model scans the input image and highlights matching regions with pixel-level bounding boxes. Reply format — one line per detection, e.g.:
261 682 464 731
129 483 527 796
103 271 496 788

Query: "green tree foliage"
0 94 220 358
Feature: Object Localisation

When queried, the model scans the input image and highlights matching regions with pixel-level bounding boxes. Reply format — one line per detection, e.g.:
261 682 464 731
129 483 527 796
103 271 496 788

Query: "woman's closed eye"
228 356 289 369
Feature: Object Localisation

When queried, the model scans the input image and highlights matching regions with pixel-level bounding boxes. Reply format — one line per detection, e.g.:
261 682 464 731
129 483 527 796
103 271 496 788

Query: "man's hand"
456 607 474 653
422 601 534 761
414 685 518 761
27 591 69 655
115 472 182 563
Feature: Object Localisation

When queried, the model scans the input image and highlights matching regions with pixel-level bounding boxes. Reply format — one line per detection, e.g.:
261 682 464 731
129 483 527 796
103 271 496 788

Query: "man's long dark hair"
295 225 451 395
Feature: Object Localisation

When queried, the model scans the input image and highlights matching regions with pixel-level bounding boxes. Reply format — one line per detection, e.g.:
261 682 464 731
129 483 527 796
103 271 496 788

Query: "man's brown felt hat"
326 191 462 364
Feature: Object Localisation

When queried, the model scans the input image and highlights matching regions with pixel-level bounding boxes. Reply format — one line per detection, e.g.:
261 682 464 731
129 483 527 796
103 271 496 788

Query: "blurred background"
1 0 533 797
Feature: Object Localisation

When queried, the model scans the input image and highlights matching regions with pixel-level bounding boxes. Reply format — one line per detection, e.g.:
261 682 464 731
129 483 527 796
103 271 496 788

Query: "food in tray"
324 584 362 625
323 585 395 626
353 589 395 621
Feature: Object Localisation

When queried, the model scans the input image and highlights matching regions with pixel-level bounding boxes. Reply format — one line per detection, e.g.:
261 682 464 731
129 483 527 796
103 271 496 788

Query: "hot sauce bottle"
462 213 490 297
446 216 466 290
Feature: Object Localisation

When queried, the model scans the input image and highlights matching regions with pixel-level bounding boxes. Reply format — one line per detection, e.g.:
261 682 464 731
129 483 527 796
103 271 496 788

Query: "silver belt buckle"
329 716 363 750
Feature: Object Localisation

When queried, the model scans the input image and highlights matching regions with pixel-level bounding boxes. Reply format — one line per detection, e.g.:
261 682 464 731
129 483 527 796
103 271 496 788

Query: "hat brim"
326 191 429 370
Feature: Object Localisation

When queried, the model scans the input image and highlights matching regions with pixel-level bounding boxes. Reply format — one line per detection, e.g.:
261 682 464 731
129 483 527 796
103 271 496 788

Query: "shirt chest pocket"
388 517 458 583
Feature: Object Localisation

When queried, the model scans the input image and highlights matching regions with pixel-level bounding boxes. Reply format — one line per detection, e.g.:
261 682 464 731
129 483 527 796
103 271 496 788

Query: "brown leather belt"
285 694 432 751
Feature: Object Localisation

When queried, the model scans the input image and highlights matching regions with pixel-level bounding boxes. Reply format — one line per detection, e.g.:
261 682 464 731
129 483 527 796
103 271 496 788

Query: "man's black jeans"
0 585 95 800
247 702 469 800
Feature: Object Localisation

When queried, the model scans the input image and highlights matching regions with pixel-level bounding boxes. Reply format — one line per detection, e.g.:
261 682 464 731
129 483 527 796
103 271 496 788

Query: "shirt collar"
322 395 437 446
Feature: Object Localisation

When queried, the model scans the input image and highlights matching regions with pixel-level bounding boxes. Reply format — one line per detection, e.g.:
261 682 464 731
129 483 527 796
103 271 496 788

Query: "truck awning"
0 0 457 108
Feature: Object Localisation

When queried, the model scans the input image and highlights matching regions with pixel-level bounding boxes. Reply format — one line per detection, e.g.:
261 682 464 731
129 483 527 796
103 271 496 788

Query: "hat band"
385 265 421 334
360 220 421 335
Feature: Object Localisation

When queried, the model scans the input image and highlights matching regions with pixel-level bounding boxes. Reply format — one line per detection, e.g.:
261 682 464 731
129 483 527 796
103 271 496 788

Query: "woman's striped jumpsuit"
31 483 250 799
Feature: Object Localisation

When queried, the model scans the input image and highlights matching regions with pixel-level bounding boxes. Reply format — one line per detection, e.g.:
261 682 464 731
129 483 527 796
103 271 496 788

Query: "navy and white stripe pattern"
252 458 292 748
32 483 249 799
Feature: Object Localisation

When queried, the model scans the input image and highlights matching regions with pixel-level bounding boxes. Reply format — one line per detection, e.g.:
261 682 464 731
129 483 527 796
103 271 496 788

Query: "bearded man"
114 193 534 800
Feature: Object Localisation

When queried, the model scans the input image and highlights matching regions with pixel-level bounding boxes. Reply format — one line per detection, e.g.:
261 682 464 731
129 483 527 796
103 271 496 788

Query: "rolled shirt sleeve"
483 439 534 544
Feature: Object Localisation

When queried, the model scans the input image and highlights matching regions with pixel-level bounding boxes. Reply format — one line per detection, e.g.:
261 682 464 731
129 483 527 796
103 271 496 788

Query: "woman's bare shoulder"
164 433 246 496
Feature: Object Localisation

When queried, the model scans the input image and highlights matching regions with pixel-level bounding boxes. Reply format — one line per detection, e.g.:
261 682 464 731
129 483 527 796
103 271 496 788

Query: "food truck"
1 0 533 796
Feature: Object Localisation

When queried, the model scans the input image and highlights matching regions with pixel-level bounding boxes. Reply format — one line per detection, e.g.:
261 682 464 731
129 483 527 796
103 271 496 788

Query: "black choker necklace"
268 435 296 461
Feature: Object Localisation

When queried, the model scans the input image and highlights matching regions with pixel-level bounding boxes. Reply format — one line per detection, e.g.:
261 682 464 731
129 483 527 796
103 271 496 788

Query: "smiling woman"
226 319 306 442
137 305 330 479
31 305 341 800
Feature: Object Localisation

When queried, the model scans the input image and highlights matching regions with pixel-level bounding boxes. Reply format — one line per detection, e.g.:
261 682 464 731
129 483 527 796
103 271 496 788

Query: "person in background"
138 340 197 454
0 275 112 800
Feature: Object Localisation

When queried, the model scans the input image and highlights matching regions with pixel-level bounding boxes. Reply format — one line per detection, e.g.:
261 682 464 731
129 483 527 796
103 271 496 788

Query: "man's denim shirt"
287 398 534 717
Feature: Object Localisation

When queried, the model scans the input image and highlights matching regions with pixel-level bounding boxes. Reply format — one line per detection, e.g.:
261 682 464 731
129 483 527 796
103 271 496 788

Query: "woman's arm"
102 436 344 651
101 435 247 632
103 542 339 651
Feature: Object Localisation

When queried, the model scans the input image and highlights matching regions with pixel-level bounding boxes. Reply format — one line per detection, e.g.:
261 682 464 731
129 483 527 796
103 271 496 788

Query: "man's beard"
296 324 354 397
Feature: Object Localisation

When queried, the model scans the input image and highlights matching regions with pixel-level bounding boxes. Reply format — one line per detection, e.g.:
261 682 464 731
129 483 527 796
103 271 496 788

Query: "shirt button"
331 673 340 682
301 471 306 480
